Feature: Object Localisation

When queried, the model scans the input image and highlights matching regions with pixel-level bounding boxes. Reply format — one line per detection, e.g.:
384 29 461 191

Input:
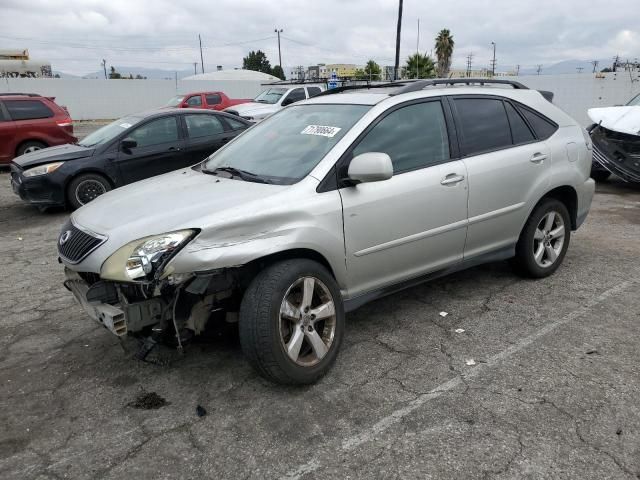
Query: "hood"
13 143 94 168
227 102 279 117
588 106 640 136
72 167 285 240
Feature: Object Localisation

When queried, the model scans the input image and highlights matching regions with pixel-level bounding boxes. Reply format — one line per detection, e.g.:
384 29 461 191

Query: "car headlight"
23 162 64 177
100 229 197 282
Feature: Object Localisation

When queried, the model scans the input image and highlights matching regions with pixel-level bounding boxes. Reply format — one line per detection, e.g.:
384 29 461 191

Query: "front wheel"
511 199 571 278
239 259 344 385
67 173 112 210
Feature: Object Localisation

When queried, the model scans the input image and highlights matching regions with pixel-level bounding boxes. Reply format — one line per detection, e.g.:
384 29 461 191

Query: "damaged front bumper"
590 125 640 183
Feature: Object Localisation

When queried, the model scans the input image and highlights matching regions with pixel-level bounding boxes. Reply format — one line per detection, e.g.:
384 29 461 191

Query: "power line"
466 52 474 77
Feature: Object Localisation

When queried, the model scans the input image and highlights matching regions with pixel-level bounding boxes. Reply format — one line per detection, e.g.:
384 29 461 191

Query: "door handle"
530 153 547 163
440 174 465 186
168 146 181 152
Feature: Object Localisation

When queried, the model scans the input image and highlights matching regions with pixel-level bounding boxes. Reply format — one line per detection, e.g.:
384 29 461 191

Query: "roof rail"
391 78 529 95
314 82 408 97
0 92 41 97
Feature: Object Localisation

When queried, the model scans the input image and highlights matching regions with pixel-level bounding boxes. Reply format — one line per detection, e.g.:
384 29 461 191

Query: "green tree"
435 29 455 77
353 68 367 79
364 59 381 80
242 50 272 74
108 66 121 79
271 65 286 80
405 53 435 79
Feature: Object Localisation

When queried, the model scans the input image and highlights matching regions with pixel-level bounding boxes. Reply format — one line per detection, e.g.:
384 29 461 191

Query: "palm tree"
405 53 435 79
435 29 455 77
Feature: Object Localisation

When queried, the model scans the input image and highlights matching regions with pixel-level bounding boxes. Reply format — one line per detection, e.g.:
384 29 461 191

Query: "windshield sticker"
119 123 132 129
301 125 341 138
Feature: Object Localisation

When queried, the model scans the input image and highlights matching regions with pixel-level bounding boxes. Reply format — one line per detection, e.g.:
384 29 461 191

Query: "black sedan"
10 108 251 209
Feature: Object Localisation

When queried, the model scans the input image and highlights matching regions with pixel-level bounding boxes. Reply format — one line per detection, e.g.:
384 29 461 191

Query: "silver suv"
59 79 595 385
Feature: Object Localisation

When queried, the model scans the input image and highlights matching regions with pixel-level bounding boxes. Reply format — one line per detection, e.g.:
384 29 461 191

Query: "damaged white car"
60 79 594 385
588 92 640 182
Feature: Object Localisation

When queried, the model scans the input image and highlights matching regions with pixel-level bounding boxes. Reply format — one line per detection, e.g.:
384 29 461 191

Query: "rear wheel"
511 198 571 278
239 259 344 385
17 141 47 156
67 173 111 210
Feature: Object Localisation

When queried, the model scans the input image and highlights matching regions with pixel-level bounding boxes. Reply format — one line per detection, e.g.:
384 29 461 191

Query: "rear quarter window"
517 105 558 140
453 98 512 155
5 100 54 120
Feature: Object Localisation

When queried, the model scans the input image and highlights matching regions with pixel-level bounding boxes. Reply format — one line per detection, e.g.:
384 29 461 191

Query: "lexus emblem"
59 230 72 245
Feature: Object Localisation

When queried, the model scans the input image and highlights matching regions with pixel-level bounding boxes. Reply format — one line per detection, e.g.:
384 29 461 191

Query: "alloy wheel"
532 211 565 268
75 179 107 205
279 276 337 367
24 146 42 154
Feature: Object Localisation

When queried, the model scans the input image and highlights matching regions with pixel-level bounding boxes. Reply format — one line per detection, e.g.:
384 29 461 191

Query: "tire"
17 141 47 156
67 173 112 210
239 259 345 385
511 198 571 278
591 169 611 182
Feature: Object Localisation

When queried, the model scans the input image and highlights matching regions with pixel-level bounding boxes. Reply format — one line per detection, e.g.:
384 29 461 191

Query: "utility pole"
536 64 543 75
198 34 205 74
490 42 496 76
612 54 620 72
515 64 520 76
591 60 599 73
394 0 403 80
466 52 474 77
101 59 107 79
274 28 283 69
193 62 197 75
416 18 420 79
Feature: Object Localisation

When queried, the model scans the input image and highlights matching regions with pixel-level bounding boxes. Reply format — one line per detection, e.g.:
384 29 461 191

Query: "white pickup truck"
224 84 325 122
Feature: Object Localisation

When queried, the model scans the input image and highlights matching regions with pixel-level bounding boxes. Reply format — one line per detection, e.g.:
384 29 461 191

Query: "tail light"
57 117 74 134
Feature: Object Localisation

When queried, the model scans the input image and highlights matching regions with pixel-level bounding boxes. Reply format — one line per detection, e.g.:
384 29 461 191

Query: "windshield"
165 95 185 107
202 104 370 184
78 116 142 147
626 94 640 107
254 88 287 104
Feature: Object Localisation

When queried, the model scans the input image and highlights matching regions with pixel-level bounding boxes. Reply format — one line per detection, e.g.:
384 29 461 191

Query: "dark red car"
165 91 252 111
0 93 76 165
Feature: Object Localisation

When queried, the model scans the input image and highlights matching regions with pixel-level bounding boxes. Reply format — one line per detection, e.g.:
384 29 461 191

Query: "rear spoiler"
538 90 554 103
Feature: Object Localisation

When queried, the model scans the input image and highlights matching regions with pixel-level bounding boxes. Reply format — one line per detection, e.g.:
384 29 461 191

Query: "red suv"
0 93 76 165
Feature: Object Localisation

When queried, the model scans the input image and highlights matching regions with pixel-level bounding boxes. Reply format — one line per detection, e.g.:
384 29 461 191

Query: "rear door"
450 96 552 258
115 115 185 184
0 102 17 163
204 93 223 110
339 99 469 296
182 113 234 164
4 99 55 146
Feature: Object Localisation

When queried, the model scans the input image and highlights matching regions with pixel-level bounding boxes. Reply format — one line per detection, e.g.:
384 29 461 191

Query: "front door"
339 100 469 297
116 115 185 184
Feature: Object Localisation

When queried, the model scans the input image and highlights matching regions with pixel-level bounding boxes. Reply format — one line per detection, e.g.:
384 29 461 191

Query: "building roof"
183 69 280 81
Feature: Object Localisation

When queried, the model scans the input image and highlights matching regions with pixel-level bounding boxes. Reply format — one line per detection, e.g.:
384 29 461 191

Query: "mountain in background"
518 59 614 75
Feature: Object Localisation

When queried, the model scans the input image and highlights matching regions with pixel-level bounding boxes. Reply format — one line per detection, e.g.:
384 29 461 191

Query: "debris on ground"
465 359 476 366
126 391 168 410
17 237 23 241
439 311 448 317
196 405 207 417
454 328 465 334
585 349 600 355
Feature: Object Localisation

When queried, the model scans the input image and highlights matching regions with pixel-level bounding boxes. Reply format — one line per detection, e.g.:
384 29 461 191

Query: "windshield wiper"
203 166 271 184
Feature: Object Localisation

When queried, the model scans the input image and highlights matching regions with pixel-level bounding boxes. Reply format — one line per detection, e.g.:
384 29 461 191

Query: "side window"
282 88 306 105
352 101 450 174
225 117 248 130
5 100 54 120
517 106 558 140
205 94 221 106
505 102 535 144
307 87 322 98
186 95 202 106
128 117 179 148
185 114 224 138
454 98 512 155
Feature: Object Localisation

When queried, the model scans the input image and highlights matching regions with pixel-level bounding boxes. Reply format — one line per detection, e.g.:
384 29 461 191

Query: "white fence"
1 72 639 124
0 77 265 120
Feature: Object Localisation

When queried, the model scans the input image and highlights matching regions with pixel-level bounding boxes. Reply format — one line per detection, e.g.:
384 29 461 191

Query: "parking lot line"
282 278 637 480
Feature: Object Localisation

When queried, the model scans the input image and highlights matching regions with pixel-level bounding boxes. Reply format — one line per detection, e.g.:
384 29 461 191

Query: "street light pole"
394 0 403 80
275 28 283 69
491 41 496 76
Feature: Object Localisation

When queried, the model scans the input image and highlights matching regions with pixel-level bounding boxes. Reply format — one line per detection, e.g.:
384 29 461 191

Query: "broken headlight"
100 230 197 282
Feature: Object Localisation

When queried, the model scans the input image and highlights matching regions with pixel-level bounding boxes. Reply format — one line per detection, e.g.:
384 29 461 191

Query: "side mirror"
121 138 137 150
347 152 393 183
